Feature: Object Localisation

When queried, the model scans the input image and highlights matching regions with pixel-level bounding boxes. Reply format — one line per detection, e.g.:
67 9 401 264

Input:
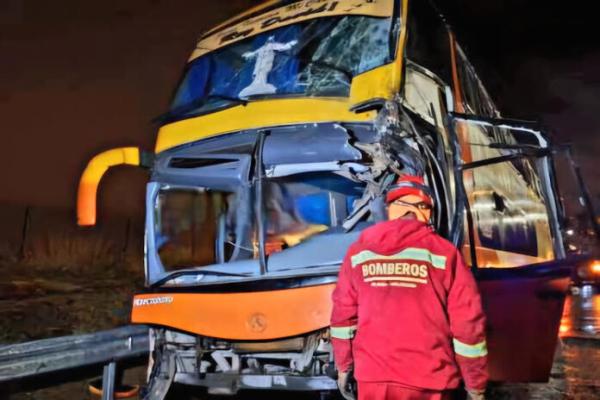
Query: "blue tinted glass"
169 16 393 119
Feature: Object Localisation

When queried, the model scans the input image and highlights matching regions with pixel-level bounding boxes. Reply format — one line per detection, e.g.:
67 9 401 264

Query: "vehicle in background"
574 259 600 286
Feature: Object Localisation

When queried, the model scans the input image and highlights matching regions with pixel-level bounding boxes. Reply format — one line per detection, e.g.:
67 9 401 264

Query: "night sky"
1 0 598 216
442 0 600 204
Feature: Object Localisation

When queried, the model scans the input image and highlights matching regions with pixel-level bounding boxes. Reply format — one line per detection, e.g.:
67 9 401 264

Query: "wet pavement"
561 285 600 338
488 285 600 399
4 284 600 399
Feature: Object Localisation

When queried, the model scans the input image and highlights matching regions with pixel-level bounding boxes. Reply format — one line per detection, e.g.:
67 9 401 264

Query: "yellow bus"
77 0 577 396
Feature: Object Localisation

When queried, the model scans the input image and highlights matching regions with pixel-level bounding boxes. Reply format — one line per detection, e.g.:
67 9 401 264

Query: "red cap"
385 175 433 205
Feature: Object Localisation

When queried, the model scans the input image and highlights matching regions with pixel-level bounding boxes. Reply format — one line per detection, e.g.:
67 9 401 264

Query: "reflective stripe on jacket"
330 219 488 391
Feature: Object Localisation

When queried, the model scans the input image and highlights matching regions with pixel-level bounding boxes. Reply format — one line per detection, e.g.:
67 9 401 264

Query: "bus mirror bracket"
77 147 154 227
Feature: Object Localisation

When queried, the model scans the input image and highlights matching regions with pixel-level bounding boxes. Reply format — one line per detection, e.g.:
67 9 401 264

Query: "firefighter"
330 175 488 400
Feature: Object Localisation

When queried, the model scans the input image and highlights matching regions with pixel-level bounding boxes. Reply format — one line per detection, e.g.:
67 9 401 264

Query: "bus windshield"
167 15 393 121
153 173 365 273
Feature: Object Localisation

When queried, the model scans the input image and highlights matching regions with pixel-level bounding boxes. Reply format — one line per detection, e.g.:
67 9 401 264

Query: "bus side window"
454 44 498 118
461 160 555 268
451 117 556 268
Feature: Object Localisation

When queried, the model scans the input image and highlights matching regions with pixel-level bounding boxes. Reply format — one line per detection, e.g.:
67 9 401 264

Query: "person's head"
385 175 433 223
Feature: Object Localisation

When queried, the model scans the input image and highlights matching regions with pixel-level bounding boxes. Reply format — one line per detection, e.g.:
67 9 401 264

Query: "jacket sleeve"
447 248 488 391
330 245 359 373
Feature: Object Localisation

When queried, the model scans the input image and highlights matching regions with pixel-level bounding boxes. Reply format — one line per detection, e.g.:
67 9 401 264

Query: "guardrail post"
102 361 117 400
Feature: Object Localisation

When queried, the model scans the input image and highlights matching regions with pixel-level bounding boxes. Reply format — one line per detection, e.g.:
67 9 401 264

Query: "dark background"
1 0 598 217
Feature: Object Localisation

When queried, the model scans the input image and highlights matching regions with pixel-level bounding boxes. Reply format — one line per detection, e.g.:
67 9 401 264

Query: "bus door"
447 113 576 382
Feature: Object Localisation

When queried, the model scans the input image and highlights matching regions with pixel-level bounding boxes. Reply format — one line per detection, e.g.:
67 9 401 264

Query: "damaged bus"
77 0 578 396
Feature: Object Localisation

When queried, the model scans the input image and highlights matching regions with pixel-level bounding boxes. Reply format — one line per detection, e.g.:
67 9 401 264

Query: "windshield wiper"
155 94 248 124
152 269 251 287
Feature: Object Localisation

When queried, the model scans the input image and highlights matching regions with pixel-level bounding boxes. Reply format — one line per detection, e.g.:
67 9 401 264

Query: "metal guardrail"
0 324 149 384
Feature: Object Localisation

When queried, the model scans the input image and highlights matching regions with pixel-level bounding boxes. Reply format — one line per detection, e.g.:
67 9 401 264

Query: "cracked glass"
168 16 393 121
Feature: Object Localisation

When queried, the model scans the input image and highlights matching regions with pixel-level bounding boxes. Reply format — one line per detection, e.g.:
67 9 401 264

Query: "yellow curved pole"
77 147 140 226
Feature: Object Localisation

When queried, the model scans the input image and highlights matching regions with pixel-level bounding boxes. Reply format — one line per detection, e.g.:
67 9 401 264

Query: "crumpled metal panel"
263 124 361 167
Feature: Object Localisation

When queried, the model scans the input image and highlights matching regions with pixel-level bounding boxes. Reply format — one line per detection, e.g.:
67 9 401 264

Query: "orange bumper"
130 284 335 340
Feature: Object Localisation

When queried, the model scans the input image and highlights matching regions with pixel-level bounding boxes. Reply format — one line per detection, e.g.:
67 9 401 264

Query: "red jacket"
330 219 488 391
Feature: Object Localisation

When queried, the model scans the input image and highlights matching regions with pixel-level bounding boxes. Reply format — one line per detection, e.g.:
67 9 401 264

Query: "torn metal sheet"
341 100 433 231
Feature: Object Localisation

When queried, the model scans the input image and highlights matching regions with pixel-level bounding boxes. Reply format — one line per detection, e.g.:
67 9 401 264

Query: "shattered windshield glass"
155 188 256 271
168 15 393 121
153 172 365 272
264 173 365 254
